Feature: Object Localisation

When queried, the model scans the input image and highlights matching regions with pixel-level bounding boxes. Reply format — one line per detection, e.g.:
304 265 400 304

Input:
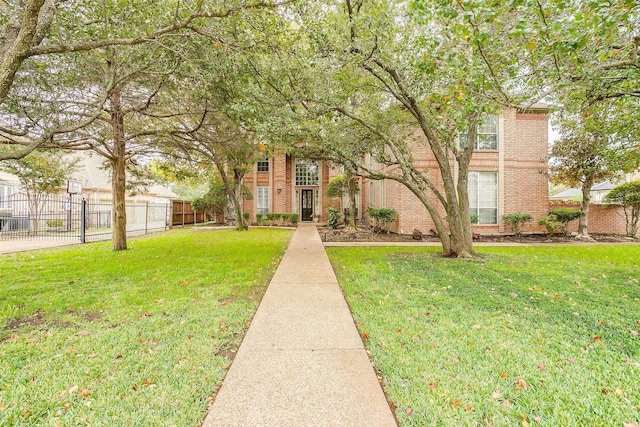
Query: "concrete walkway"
203 223 397 427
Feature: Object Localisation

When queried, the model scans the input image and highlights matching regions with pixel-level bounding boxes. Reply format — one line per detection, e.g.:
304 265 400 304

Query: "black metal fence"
0 194 170 243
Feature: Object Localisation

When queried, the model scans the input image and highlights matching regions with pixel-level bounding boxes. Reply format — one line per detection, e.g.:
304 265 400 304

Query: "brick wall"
548 200 631 236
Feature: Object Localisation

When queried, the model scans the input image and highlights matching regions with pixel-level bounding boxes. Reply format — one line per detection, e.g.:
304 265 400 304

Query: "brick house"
243 105 550 235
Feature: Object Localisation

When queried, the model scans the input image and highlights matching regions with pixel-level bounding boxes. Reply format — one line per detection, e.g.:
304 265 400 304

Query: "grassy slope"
328 245 640 427
0 228 293 426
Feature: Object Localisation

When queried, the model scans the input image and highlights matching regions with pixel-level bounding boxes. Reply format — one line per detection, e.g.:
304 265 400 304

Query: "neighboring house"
551 173 640 204
243 105 551 234
0 152 178 210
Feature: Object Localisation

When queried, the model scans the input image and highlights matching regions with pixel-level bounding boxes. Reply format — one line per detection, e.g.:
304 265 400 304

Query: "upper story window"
0 185 13 209
295 160 319 186
257 159 269 172
460 116 498 150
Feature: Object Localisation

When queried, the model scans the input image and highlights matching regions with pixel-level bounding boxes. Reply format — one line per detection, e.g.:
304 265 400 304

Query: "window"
257 187 269 215
257 159 269 172
460 116 498 150
468 172 498 224
0 185 13 209
295 160 319 186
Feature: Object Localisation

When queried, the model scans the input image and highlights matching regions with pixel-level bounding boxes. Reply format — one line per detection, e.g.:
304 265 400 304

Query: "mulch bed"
318 226 637 244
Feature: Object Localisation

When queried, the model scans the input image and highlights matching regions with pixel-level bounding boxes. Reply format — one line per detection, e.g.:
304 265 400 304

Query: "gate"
0 194 170 243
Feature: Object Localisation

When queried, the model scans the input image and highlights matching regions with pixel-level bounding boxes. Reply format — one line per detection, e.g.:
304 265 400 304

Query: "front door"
301 189 313 221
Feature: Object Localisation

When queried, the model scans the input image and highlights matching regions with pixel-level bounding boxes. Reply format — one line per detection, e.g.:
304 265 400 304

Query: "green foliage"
368 207 397 234
258 212 299 226
0 228 293 426
327 207 341 229
0 211 11 218
538 214 563 237
242 212 249 221
328 245 640 426
470 214 479 225
604 181 640 237
46 219 64 228
191 177 228 220
502 213 533 237
326 174 360 198
549 208 581 235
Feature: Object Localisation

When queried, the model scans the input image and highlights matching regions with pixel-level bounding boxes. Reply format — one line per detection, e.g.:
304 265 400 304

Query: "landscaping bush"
0 211 11 218
502 213 532 237
327 207 341 229
46 219 64 228
538 214 563 236
368 207 397 233
549 208 580 235
470 213 479 224
290 213 299 225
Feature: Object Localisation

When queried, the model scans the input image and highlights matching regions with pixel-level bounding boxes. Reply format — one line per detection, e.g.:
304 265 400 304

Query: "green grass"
0 228 293 426
328 245 640 427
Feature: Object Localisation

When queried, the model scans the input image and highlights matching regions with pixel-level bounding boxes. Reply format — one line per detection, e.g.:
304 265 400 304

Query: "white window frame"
0 185 13 209
460 116 498 150
468 171 498 225
257 186 269 215
295 160 319 186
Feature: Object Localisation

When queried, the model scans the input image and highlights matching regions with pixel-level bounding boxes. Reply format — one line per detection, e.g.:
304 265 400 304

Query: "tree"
0 149 77 233
325 173 359 229
191 177 229 222
604 181 640 237
0 0 289 160
549 105 640 240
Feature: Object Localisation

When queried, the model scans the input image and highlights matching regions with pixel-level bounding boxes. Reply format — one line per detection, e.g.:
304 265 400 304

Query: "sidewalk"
203 223 397 426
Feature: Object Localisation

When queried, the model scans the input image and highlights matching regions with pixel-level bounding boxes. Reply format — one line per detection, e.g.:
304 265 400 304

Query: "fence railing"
0 194 170 243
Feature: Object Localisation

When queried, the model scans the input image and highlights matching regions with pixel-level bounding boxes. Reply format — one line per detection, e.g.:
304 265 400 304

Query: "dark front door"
301 189 313 221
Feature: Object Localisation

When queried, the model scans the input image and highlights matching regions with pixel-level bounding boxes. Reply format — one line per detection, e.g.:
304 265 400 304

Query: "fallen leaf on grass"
593 336 603 342
451 400 462 408
429 382 436 389
631 330 639 337
80 388 90 398
26 338 38 344
534 417 541 423
500 372 508 379
499 400 512 408
0 404 7 412
615 388 625 396
514 378 528 391
406 407 413 415
623 422 639 427
76 330 90 336
492 391 503 399
451 356 460 363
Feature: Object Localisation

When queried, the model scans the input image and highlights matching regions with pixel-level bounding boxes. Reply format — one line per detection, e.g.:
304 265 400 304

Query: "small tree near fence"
368 207 397 234
604 181 640 237
502 213 532 237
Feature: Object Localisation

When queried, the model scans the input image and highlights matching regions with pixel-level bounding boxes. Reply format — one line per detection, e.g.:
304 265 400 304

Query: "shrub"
368 207 397 234
242 212 250 221
549 208 580 235
538 214 562 237
256 212 266 225
502 213 533 237
290 213 299 225
46 219 64 228
470 213 479 224
604 181 640 237
0 211 11 218
327 207 341 229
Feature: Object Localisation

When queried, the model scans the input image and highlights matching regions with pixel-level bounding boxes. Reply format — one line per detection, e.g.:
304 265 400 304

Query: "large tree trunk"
109 91 128 251
576 175 594 241
346 169 357 229
232 168 247 231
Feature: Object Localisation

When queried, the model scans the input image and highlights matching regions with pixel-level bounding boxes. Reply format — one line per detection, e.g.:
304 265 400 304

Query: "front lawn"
0 228 293 426
328 245 640 426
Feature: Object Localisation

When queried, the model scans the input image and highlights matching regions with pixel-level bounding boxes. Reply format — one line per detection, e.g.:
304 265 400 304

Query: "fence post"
80 198 86 243
145 201 149 234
